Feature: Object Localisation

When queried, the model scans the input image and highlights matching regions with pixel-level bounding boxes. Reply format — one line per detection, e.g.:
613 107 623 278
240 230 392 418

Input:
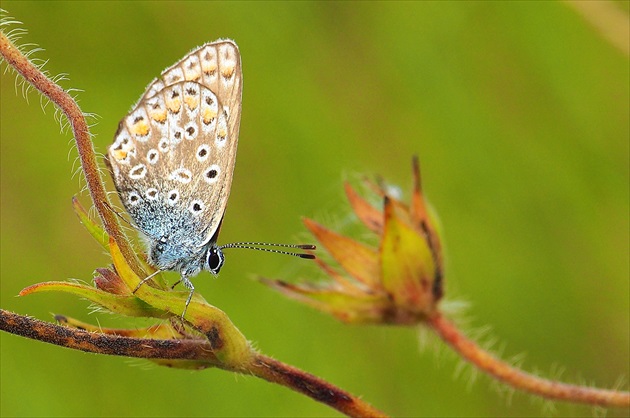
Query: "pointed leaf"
344 183 383 233
109 237 149 291
20 281 167 317
73 196 109 250
409 156 429 229
311 258 370 296
408 157 444 300
304 218 380 286
380 197 437 315
261 278 387 324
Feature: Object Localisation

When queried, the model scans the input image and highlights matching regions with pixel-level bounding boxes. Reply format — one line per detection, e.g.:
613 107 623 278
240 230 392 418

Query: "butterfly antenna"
219 242 316 259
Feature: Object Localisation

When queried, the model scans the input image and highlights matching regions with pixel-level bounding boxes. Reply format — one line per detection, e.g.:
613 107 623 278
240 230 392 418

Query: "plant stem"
249 354 387 417
428 312 629 408
0 309 388 417
0 309 216 362
0 29 143 278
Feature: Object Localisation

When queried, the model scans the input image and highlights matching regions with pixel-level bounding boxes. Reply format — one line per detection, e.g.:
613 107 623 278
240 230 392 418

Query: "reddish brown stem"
0 28 390 417
428 312 629 409
0 309 217 362
0 309 387 417
0 30 143 277
249 354 387 417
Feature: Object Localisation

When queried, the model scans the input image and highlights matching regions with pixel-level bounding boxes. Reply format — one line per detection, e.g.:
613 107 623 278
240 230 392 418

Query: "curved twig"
0 309 386 417
0 29 143 277
428 312 629 408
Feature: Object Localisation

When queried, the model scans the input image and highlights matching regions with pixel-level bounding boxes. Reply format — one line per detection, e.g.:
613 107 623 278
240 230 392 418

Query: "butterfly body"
107 40 242 301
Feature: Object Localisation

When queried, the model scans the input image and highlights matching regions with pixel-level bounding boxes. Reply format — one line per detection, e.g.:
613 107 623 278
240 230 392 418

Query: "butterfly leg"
132 269 162 294
180 276 195 319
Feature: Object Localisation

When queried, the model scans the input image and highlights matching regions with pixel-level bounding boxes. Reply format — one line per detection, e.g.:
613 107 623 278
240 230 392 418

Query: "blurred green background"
1 2 628 417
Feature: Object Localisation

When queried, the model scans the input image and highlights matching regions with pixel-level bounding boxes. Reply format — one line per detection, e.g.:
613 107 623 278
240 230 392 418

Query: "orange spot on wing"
221 66 235 79
202 61 217 76
130 120 149 136
112 149 128 160
150 109 167 123
203 108 217 124
184 95 200 110
166 97 181 113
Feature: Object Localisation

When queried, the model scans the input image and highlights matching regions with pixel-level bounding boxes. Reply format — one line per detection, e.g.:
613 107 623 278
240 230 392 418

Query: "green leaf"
72 197 109 250
20 281 168 318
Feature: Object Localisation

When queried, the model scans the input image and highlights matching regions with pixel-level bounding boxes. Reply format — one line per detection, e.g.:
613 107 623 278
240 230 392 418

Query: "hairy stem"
0 309 387 417
0 26 388 418
0 309 217 362
428 312 629 408
0 29 143 277
248 354 386 417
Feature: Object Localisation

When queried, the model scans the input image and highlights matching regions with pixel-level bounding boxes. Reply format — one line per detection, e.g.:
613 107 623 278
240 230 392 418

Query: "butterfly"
106 39 313 317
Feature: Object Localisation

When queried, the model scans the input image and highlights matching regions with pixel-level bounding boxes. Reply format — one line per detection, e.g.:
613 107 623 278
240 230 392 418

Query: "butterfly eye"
206 247 225 274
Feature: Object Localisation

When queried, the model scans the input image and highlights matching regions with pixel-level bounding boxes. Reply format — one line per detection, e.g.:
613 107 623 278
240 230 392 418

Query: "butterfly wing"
107 40 242 251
